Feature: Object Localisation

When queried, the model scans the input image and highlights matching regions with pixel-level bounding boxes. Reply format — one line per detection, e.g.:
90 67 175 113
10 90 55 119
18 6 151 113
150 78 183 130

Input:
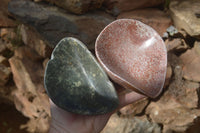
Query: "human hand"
49 88 145 133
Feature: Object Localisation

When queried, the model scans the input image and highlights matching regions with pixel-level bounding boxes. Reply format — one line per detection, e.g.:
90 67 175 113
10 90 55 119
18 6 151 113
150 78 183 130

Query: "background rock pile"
0 0 200 133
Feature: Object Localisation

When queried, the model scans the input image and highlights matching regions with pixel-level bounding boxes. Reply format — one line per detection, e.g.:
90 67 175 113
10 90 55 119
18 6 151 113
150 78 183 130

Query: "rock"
20 24 53 58
0 84 16 104
102 113 161 133
180 81 199 109
170 0 200 38
0 11 16 28
45 0 104 14
0 0 16 28
0 0 12 14
104 0 164 16
0 40 7 54
0 28 16 42
118 9 172 36
0 42 14 59
43 58 49 69
166 25 179 37
167 64 199 109
146 97 200 132
0 27 23 51
146 62 200 133
14 46 42 61
167 53 182 69
13 46 47 93
9 47 50 133
44 37 119 115
0 53 11 87
0 64 11 86
165 38 181 51
165 38 188 52
8 0 115 49
163 64 172 88
0 55 9 66
119 97 149 116
180 41 200 82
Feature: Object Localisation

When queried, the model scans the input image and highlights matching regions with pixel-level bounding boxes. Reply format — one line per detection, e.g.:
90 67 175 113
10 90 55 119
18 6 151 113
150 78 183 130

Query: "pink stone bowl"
95 19 167 98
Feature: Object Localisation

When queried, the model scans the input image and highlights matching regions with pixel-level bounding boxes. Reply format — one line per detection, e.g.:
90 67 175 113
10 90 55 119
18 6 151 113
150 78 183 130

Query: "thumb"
118 91 146 108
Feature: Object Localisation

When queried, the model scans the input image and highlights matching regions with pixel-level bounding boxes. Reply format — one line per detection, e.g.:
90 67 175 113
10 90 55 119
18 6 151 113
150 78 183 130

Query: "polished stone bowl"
95 19 167 98
44 37 119 115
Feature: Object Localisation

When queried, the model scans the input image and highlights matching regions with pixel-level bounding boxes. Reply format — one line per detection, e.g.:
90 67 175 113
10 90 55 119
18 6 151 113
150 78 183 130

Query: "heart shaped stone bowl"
95 19 167 98
44 37 119 115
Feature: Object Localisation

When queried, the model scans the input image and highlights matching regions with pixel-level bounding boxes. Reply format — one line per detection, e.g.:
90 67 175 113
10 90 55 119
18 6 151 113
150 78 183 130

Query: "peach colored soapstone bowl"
95 19 167 98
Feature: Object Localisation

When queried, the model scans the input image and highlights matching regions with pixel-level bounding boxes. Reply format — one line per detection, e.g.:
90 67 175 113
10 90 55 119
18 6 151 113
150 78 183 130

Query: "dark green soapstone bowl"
44 37 119 115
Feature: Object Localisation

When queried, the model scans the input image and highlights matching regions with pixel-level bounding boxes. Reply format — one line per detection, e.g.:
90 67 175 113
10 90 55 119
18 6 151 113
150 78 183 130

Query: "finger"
118 91 146 108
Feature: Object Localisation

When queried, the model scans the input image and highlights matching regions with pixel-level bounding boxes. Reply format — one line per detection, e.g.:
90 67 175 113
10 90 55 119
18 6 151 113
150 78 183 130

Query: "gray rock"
8 0 114 49
166 25 178 36
45 0 104 14
44 37 119 115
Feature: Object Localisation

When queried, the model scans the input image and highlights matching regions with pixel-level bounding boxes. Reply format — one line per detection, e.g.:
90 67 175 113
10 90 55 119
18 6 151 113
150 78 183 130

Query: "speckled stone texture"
44 37 119 115
95 19 167 98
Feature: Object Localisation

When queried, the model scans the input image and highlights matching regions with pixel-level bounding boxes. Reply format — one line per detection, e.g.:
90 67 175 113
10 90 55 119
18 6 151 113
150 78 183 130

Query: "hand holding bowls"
44 19 167 115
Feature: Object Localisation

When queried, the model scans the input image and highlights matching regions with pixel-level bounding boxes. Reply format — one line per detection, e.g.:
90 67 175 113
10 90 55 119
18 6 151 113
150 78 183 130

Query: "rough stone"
0 0 13 15
20 24 52 58
0 11 16 28
167 64 199 109
170 0 200 38
45 0 104 14
166 25 179 37
180 41 200 82
0 41 14 59
8 0 115 49
118 9 172 36
180 81 199 109
14 46 42 61
0 28 16 42
165 38 188 52
102 113 161 133
9 47 50 133
0 84 16 104
146 61 200 133
0 55 9 66
0 40 7 54
104 0 164 16
146 98 200 133
44 37 119 115
43 58 49 69
119 97 149 116
0 0 16 28
167 53 182 69
163 63 172 88
0 64 11 86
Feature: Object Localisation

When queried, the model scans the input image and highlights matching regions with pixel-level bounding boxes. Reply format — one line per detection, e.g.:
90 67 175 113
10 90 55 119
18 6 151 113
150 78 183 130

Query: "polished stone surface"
96 19 167 98
44 37 118 115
